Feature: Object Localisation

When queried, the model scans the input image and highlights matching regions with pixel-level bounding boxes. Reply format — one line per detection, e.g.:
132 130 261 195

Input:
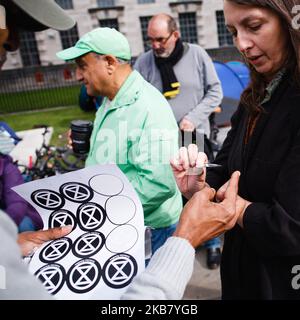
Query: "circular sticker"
40 237 72 263
48 209 77 231
77 202 106 231
89 174 124 196
105 195 136 225
105 225 138 253
35 263 66 295
59 182 93 203
31 189 65 210
66 258 101 294
102 254 137 289
72 232 105 258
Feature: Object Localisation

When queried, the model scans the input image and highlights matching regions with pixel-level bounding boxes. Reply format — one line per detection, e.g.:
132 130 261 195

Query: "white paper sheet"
13 164 145 300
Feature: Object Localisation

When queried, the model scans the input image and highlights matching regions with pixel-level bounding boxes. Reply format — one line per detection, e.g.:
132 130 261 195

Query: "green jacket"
86 70 182 228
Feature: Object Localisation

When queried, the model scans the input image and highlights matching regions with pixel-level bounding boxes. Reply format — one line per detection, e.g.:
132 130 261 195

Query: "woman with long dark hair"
171 0 300 299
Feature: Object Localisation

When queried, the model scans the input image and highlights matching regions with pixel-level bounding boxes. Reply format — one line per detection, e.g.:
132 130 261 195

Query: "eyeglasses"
146 32 174 46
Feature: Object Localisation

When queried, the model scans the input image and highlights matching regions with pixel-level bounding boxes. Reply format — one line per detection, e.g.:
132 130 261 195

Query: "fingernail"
62 225 73 232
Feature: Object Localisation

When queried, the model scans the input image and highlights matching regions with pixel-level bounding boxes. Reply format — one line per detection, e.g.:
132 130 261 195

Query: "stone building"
3 0 234 70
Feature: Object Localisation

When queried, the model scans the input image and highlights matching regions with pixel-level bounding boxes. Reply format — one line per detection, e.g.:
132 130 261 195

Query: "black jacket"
207 73 300 299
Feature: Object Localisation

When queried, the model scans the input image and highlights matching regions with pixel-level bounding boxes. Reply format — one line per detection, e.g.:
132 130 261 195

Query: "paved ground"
183 127 231 300
183 246 222 300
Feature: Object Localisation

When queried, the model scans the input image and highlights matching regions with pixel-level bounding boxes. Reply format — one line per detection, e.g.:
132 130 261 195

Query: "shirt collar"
109 70 142 109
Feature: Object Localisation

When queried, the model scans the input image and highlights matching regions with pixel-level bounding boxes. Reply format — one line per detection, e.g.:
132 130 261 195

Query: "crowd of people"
0 0 300 300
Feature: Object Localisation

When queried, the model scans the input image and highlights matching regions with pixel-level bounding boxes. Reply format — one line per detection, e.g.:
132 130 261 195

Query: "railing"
0 47 242 114
206 46 243 63
0 64 80 114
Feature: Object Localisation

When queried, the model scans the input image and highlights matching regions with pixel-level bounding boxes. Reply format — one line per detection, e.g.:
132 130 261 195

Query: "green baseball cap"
56 27 131 61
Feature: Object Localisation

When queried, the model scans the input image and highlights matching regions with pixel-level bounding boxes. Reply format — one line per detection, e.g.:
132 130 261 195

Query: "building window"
137 0 155 4
19 31 40 67
60 25 79 49
216 10 233 46
99 18 119 30
55 0 73 10
140 16 152 52
179 12 198 44
97 0 115 7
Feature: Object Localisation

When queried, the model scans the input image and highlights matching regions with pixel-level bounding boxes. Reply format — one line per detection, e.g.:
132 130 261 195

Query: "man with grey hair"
134 13 223 269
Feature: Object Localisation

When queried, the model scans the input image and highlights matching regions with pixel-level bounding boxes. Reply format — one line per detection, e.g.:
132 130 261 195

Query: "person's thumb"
39 225 73 241
198 186 216 201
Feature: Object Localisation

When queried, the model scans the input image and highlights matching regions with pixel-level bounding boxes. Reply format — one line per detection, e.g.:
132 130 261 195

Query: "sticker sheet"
13 164 145 300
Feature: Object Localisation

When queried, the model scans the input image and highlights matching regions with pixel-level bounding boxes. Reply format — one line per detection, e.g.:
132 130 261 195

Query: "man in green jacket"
57 27 182 256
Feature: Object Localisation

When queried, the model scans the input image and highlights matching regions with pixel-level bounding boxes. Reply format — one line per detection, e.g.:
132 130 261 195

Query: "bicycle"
16 126 86 181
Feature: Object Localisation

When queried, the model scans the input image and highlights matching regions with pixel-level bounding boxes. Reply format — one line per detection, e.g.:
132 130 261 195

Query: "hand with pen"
170 144 242 247
170 144 251 229
170 144 211 200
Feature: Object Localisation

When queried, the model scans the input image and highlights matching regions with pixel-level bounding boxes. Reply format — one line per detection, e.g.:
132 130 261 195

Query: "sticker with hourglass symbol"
102 254 137 289
72 232 105 258
31 189 65 210
59 182 93 203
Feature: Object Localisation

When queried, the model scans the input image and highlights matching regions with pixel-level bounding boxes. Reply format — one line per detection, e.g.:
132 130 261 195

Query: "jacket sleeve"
121 237 195 300
128 132 179 216
243 128 300 257
0 210 193 300
0 213 52 299
184 48 223 128
2 158 28 226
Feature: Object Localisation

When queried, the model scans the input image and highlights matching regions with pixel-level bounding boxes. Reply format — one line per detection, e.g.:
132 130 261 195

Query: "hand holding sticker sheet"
13 164 145 299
